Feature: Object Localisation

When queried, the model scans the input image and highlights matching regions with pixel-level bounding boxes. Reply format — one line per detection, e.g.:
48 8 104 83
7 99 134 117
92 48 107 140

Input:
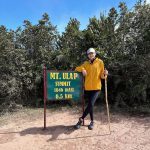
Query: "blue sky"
0 0 140 33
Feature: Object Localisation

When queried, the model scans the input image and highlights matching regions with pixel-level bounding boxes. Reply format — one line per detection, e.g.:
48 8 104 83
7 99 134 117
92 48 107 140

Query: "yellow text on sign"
55 81 71 86
50 73 60 79
62 73 78 80
50 72 78 80
55 94 73 99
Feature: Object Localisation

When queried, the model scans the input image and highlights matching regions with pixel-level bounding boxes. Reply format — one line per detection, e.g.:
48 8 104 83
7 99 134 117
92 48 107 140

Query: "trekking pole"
104 75 111 133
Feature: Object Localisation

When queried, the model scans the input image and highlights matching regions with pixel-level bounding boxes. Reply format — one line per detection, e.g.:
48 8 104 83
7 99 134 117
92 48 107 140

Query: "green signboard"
46 71 83 101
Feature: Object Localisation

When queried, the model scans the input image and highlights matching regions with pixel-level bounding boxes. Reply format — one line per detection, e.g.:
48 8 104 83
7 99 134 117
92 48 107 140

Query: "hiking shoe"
74 118 83 129
88 121 94 130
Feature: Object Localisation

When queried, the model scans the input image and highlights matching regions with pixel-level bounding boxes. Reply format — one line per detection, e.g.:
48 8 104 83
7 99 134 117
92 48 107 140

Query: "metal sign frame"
43 65 84 129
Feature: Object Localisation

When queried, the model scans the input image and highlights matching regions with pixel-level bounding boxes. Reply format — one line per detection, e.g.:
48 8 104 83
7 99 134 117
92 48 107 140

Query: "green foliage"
58 18 85 69
0 1 150 111
0 14 59 111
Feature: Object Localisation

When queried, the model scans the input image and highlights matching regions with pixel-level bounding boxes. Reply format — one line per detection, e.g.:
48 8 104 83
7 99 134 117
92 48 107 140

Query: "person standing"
74 48 108 130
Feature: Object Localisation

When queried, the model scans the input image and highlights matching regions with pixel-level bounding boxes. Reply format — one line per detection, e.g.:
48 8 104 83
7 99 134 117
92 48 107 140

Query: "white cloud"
146 0 150 4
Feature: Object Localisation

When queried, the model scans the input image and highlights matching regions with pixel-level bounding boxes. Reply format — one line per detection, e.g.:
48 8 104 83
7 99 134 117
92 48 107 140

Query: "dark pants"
81 90 100 121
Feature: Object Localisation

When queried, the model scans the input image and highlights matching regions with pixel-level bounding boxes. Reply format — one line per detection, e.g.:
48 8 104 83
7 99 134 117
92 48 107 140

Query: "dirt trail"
0 108 150 150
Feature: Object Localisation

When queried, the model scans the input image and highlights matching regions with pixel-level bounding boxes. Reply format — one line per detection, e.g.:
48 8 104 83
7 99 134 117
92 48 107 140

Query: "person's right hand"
82 69 87 76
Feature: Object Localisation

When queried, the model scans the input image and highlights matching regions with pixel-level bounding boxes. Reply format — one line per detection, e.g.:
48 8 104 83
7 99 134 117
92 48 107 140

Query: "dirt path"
0 107 150 150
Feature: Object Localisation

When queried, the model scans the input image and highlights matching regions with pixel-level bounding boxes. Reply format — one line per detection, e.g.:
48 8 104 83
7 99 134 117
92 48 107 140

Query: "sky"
0 0 149 33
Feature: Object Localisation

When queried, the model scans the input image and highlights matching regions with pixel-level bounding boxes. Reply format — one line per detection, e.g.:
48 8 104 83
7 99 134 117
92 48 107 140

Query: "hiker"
74 48 108 130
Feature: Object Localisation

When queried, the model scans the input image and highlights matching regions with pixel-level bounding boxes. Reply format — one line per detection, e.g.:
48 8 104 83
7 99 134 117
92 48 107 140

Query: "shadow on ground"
20 125 76 140
19 123 111 141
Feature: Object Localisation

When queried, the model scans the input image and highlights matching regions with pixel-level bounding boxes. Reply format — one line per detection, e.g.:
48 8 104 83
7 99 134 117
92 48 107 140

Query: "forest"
0 1 150 113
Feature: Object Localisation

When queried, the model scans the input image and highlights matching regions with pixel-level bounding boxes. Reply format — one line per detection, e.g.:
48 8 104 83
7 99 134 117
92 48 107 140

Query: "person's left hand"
104 69 108 76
